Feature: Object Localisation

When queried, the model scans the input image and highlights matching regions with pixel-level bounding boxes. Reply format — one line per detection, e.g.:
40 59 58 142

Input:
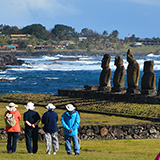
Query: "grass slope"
0 93 160 121
0 139 159 160
0 93 160 160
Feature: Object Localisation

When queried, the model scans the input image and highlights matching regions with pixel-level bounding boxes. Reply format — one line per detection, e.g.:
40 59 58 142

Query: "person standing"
23 102 40 154
4 102 21 153
61 104 80 155
42 103 59 155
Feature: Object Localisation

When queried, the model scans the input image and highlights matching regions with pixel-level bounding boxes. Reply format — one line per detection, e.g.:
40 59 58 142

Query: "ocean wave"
45 77 59 80
0 76 17 80
147 53 160 57
0 71 7 74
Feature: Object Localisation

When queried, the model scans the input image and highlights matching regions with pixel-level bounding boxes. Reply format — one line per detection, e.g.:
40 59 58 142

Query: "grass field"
1 93 160 121
0 102 152 128
0 93 160 159
0 139 160 160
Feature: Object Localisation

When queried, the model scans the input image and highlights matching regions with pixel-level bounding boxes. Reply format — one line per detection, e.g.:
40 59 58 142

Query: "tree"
1 25 20 35
108 30 119 43
18 40 28 49
102 30 108 37
80 28 98 37
51 24 78 41
21 24 47 40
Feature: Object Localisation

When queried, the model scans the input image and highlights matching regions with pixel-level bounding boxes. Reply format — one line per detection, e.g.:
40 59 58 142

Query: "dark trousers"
25 127 38 153
7 132 18 153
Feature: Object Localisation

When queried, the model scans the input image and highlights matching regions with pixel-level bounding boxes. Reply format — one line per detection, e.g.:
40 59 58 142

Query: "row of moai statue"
99 48 158 95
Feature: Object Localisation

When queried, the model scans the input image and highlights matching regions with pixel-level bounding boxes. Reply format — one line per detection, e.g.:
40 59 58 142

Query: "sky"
0 0 160 39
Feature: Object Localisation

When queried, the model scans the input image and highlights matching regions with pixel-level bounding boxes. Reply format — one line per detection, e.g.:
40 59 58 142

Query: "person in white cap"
42 103 59 155
61 103 80 155
4 102 21 153
23 102 40 154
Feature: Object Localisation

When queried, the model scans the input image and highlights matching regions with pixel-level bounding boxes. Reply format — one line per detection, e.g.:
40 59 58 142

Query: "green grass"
0 139 159 160
0 102 152 128
0 93 160 121
0 93 160 160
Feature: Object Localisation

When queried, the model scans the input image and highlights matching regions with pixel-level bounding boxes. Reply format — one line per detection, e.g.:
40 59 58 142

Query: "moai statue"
127 49 140 94
99 54 112 91
141 61 157 95
112 55 125 92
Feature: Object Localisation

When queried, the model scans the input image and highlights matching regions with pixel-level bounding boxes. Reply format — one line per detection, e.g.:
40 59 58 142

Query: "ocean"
0 53 160 95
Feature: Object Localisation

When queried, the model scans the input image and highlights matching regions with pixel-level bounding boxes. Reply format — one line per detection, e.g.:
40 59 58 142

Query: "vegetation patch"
0 93 160 123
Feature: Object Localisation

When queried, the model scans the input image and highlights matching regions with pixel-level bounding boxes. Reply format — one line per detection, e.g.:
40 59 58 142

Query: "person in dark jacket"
42 103 59 155
23 102 40 154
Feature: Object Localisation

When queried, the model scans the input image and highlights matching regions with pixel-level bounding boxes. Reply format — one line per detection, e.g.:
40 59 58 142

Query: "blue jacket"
61 111 80 136
42 110 58 133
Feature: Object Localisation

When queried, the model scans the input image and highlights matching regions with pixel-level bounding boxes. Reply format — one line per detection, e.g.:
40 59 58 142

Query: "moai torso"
113 56 125 88
127 49 140 89
141 61 156 89
99 54 112 87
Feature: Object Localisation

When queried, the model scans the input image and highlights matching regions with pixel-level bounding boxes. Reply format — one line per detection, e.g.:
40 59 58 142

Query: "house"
3 44 19 50
53 45 66 49
78 37 87 41
132 42 143 47
10 34 31 40
34 45 45 49
59 40 76 46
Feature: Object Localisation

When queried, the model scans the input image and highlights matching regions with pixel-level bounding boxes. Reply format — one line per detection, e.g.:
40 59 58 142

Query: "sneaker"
67 152 72 155
53 152 56 155
75 152 80 155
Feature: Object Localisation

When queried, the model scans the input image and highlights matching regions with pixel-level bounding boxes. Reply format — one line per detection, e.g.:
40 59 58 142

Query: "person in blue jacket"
61 103 80 155
42 103 59 155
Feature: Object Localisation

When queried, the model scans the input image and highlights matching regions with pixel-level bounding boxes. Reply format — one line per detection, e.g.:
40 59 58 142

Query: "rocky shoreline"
0 50 150 57
0 54 24 70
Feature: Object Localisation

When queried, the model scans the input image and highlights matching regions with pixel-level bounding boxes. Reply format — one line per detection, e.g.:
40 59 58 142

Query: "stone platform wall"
1 123 160 141
58 88 160 104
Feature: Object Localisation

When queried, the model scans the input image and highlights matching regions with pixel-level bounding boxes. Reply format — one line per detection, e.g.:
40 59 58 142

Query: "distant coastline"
0 50 150 57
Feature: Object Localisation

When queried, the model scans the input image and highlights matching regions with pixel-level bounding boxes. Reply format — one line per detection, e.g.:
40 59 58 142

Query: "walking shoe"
53 152 56 155
67 152 72 155
75 152 80 155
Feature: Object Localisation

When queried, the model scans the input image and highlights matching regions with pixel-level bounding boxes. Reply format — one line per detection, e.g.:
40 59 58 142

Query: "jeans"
45 132 59 154
7 132 18 153
64 134 80 154
25 127 38 153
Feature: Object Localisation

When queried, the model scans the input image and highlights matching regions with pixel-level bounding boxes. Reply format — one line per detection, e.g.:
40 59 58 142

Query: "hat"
25 102 35 110
66 104 75 111
46 103 56 110
6 102 18 111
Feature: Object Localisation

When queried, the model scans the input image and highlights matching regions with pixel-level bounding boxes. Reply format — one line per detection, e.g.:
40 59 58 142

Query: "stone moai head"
101 54 111 69
143 61 154 73
127 48 134 63
114 55 123 67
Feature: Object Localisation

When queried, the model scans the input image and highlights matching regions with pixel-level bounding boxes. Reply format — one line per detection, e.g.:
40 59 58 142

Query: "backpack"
4 112 16 127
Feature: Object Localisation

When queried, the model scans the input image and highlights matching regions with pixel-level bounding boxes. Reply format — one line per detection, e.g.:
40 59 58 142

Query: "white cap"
66 104 75 111
25 102 35 110
46 103 56 110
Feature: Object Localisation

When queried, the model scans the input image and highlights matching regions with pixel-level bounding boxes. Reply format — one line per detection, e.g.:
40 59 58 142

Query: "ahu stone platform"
58 86 160 104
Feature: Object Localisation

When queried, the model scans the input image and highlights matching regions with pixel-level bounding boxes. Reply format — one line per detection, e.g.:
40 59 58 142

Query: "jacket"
4 109 21 132
42 110 58 133
61 111 80 136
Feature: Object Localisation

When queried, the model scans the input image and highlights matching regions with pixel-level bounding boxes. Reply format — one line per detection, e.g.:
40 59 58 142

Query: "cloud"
0 0 79 27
